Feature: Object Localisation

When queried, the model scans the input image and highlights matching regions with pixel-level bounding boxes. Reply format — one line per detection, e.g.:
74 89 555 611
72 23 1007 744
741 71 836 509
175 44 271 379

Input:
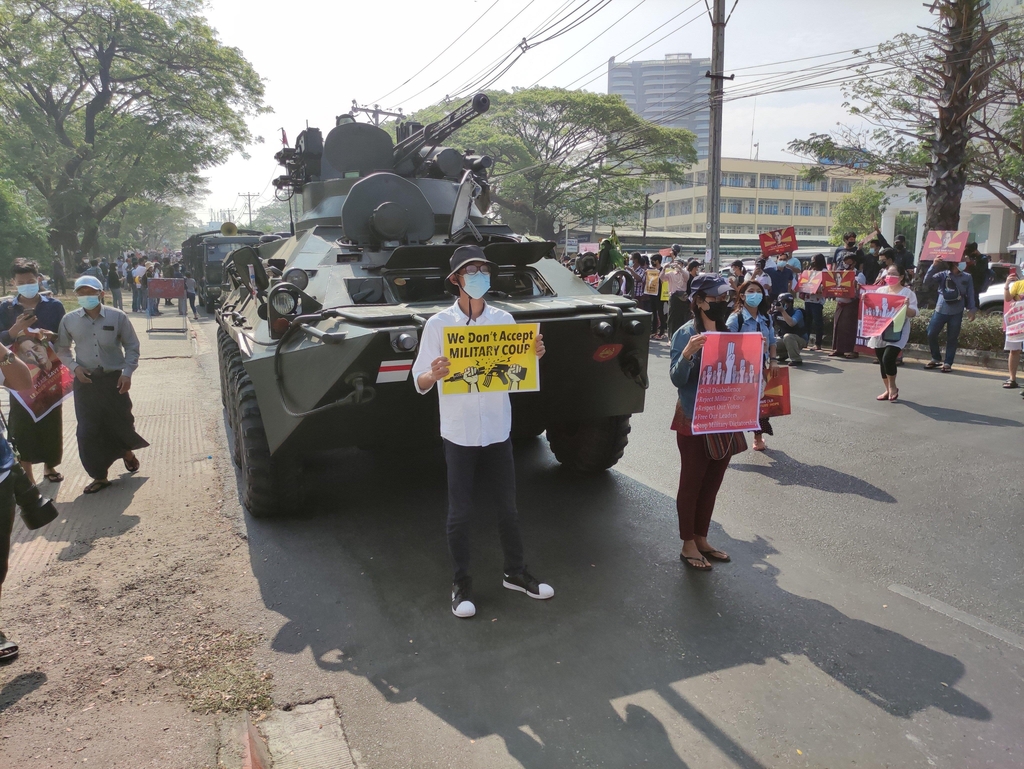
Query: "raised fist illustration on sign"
507 363 527 390
462 365 482 392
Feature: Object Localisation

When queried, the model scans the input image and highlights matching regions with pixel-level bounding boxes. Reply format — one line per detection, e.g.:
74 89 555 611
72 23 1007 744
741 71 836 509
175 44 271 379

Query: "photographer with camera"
772 293 808 367
0 337 38 659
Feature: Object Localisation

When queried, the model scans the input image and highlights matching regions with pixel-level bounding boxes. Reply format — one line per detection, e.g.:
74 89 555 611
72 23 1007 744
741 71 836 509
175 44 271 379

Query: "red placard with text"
858 291 908 338
758 227 799 257
796 270 823 295
820 270 857 299
1005 300 1024 342
919 230 969 263
691 332 764 435
8 340 74 423
759 367 791 418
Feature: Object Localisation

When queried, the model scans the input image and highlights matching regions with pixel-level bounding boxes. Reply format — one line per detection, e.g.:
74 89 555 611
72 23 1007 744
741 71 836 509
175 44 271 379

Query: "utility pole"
350 100 404 126
238 192 259 228
642 193 655 248
704 0 734 273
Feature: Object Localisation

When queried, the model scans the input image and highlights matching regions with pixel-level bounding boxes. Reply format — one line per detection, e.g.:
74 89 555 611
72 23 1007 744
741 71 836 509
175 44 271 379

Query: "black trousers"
668 293 690 335
443 438 526 581
875 345 900 377
0 474 16 587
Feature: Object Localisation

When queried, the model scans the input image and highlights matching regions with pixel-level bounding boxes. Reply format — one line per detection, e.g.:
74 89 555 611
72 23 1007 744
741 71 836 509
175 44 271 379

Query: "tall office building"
607 53 711 158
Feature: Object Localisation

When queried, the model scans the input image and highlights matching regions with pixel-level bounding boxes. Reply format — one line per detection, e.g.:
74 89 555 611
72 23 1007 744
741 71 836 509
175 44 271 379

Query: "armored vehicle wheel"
546 415 631 474
233 369 290 518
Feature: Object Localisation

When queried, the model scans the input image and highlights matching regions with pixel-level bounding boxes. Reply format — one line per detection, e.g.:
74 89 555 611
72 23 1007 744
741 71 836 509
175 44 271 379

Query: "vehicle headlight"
282 268 309 290
270 290 298 316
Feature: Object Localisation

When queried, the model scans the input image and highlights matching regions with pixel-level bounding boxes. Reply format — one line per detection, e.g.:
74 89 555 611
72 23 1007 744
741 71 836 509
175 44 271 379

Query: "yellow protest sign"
441 323 540 395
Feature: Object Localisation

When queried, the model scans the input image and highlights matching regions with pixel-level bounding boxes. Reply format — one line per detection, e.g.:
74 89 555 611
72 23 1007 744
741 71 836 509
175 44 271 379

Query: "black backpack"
940 273 961 303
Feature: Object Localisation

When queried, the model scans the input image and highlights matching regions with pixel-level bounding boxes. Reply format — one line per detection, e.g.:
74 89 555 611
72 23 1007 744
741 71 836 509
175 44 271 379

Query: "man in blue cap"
57 276 148 494
412 245 553 618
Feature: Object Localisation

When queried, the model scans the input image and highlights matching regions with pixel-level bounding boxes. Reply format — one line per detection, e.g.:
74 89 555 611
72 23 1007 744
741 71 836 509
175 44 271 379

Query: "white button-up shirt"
413 300 513 447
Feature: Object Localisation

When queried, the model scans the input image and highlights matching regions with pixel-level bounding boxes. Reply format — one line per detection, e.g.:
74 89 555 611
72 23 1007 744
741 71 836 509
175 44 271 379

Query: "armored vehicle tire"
546 416 631 474
232 369 292 519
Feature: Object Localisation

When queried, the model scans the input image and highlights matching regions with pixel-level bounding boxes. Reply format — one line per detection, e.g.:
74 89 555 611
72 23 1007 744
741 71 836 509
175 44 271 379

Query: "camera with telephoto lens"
8 461 58 530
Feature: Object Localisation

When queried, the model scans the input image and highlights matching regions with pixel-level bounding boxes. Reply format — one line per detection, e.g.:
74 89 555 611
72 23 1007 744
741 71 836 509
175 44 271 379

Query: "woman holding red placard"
669 274 747 572
867 265 918 403
799 253 827 350
727 281 780 451
829 251 867 359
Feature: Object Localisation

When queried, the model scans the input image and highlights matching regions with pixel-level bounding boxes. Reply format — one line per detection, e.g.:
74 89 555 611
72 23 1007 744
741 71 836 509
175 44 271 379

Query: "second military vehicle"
182 222 263 312
216 93 651 517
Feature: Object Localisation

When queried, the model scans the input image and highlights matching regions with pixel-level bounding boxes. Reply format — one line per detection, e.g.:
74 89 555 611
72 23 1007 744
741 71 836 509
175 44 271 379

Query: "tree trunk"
48 228 81 260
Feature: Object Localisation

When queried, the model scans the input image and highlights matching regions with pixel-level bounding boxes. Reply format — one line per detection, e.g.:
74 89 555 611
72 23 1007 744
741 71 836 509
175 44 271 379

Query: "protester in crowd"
144 263 161 317
106 258 124 310
50 256 67 296
82 259 103 281
663 254 691 335
184 272 199 320
874 248 896 283
0 333 38 660
892 234 915 274
860 239 881 285
923 256 976 372
597 238 623 277
0 259 68 485
727 280 780 452
963 242 991 305
773 293 807 366
751 259 772 292
867 265 918 403
646 254 667 340
798 253 826 350
829 251 866 359
411 245 551 618
132 259 147 314
57 276 148 494
99 258 110 289
764 257 792 299
782 251 803 291
728 259 748 290
1002 271 1024 391
832 231 861 267
669 274 745 571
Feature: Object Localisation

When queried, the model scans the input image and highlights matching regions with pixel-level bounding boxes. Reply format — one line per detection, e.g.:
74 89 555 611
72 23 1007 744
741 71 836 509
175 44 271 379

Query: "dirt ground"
0 316 274 768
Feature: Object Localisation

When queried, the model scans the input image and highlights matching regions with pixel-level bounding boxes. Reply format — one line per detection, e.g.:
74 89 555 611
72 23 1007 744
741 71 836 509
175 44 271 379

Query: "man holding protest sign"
1003 271 1024 392
412 245 551 619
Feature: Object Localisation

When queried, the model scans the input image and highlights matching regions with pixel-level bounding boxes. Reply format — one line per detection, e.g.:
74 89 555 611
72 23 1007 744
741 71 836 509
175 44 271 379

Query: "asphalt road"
201 317 1024 769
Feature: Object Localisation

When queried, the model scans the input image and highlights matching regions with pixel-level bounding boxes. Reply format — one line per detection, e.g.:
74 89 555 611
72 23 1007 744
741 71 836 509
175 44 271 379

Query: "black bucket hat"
447 245 495 279
687 274 731 299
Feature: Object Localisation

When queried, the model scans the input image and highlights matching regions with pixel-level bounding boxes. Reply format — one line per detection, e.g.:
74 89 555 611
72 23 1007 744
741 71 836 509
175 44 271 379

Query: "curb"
901 343 1020 372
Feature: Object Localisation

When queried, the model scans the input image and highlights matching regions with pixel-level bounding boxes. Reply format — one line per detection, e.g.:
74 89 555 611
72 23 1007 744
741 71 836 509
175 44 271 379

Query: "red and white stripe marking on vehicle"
376 360 413 383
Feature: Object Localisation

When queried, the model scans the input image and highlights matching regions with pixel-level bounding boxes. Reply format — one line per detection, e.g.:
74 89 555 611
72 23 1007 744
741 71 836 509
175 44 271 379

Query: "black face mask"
702 301 731 325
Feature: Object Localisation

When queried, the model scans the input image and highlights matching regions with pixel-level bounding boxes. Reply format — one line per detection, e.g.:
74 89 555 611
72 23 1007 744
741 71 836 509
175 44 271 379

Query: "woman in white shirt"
799 253 827 350
867 265 918 403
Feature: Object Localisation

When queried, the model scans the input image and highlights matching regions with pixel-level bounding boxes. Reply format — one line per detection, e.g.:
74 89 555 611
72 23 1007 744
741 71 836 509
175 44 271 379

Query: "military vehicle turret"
216 93 650 517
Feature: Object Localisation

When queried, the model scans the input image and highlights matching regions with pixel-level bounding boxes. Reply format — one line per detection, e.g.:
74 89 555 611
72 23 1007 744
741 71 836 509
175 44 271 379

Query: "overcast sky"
197 0 937 224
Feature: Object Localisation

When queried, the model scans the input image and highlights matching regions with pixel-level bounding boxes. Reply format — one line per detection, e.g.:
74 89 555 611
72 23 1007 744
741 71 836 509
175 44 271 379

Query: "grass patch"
171 630 273 714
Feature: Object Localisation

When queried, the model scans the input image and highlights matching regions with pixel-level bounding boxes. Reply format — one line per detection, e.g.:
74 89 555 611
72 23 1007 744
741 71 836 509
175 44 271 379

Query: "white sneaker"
502 570 554 600
452 577 476 618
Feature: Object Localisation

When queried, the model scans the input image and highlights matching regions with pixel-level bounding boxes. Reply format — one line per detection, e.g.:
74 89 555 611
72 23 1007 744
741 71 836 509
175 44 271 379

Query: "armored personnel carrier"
217 94 651 517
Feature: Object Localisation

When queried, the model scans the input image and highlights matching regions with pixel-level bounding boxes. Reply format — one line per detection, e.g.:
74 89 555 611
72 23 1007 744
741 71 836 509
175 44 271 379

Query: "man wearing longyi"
412 245 552 619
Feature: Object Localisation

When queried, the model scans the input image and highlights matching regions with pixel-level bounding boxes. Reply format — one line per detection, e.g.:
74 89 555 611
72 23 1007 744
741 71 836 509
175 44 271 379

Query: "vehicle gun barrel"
393 93 490 170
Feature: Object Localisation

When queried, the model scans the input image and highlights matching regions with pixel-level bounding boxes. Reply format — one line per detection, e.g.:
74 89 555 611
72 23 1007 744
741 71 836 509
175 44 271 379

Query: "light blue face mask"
744 292 763 308
16 283 39 299
78 295 101 310
462 272 491 299
957 262 966 271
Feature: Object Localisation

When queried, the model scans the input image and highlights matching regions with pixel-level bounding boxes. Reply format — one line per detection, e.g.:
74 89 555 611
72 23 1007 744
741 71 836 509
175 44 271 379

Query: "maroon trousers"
675 432 731 541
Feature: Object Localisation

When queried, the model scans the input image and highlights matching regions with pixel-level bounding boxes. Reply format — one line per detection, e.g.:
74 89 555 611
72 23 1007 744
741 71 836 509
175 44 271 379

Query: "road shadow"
729 449 897 503
897 400 1023 427
244 441 987 767
0 671 46 713
792 360 844 374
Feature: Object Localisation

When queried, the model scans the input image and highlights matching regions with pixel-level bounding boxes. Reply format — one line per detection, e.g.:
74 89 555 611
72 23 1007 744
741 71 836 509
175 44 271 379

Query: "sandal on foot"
124 455 140 473
844 352 859 359
876 392 890 401
43 471 63 482
889 389 899 403
1003 380 1018 389
83 479 111 494
0 632 18 661
924 361 940 369
699 548 731 562
940 365 952 373
680 553 712 571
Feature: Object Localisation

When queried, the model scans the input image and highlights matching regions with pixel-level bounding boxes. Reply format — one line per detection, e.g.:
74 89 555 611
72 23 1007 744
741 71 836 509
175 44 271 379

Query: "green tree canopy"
405 87 696 241
0 178 49 279
98 198 199 254
0 0 267 256
828 184 888 245
250 198 293 234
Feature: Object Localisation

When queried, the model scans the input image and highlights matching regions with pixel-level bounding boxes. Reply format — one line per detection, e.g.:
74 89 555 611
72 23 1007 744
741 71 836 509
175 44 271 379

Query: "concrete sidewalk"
0 314 272 769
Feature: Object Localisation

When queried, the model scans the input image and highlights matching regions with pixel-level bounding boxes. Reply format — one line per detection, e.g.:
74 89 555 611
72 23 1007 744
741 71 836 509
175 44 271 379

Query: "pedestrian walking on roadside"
0 339 39 660
0 259 67 485
773 293 808 366
868 266 918 403
923 257 976 372
829 251 866 359
57 277 149 495
107 259 123 310
727 280 780 452
799 253 827 350
669 274 747 571
1002 271 1024 392
132 259 146 313
411 245 552 619
184 272 199 320
50 256 67 296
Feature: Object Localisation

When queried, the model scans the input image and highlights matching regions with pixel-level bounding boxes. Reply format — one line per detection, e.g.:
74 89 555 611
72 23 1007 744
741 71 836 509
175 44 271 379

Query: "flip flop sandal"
124 456 140 473
43 471 63 482
0 633 19 661
889 389 899 403
940 365 952 373
699 548 731 563
83 479 111 494
680 554 712 571
876 392 890 401
924 361 941 369
1002 380 1019 389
